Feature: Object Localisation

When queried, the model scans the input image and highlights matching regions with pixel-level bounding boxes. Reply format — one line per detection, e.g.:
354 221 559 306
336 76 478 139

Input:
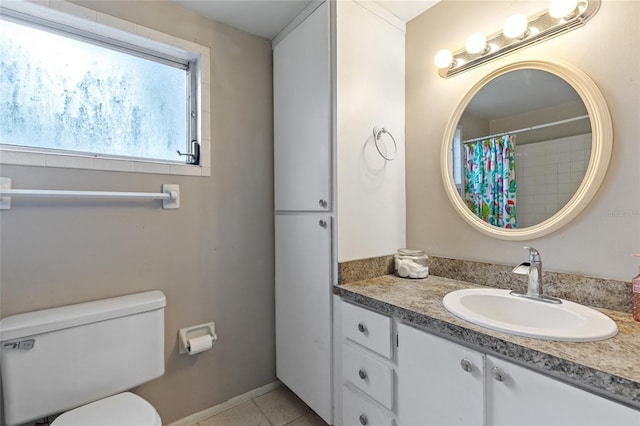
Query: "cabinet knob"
319 199 328 208
318 220 327 229
359 414 368 425
358 369 368 380
357 323 367 333
460 358 473 373
491 366 507 382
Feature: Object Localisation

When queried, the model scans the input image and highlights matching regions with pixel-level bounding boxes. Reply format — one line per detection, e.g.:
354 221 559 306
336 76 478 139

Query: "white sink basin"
443 288 618 342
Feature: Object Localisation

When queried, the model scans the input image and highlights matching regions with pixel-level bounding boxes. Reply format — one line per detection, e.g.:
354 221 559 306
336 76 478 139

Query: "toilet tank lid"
0 291 166 342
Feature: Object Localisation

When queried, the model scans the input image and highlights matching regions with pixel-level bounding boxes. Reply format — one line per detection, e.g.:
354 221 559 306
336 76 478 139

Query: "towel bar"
0 177 180 209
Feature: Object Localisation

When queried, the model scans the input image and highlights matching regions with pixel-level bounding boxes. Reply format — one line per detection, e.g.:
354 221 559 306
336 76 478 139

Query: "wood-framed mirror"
441 58 612 240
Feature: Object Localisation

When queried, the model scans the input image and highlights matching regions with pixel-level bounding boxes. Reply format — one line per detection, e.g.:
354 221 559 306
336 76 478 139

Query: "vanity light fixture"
434 0 600 78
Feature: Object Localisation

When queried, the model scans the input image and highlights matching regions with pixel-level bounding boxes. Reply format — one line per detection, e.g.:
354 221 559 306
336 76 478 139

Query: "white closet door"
273 1 330 212
275 214 332 423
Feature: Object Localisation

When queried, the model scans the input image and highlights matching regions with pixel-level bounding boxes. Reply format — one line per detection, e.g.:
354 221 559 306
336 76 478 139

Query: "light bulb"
503 14 529 39
465 32 487 54
549 0 579 19
434 49 454 69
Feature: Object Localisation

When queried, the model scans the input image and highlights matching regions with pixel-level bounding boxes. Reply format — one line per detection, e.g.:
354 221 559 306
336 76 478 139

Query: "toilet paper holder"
179 322 217 354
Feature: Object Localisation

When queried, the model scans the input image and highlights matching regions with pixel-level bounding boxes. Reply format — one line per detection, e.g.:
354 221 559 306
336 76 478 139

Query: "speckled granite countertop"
334 275 640 409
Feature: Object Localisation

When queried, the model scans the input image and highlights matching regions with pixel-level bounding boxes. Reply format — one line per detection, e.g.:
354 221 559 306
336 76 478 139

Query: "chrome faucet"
510 246 561 304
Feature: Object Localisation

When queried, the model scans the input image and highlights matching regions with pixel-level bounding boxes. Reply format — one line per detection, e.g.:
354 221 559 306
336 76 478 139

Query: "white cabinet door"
487 356 640 426
273 1 331 212
397 323 484 426
275 214 332 423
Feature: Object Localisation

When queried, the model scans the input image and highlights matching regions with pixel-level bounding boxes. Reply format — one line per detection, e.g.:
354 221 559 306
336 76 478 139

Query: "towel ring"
373 126 398 161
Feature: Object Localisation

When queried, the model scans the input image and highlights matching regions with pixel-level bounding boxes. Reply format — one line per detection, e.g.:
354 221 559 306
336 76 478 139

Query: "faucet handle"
523 246 541 262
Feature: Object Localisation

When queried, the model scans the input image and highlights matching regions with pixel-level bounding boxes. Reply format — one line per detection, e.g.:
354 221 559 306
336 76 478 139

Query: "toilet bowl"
51 393 161 426
0 291 166 426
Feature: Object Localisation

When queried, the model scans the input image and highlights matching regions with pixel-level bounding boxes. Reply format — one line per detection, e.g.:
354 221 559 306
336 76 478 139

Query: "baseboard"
167 381 283 426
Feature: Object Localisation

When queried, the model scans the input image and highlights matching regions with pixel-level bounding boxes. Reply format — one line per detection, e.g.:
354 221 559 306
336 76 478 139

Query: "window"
0 3 210 175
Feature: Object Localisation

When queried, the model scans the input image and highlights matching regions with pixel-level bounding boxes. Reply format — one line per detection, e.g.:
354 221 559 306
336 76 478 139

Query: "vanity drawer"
343 343 394 409
343 385 394 426
342 301 392 358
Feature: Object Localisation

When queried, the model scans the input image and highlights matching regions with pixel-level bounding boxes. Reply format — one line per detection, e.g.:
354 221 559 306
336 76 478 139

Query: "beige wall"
0 1 275 423
406 0 640 281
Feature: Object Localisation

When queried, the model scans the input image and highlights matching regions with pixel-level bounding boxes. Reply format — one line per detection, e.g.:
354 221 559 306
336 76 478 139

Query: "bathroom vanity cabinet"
396 322 640 426
337 298 640 426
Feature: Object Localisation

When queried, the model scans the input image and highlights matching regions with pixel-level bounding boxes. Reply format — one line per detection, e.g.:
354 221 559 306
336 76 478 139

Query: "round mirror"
441 58 612 240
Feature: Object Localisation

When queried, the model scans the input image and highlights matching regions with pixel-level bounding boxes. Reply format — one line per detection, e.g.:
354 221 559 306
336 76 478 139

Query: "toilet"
0 291 166 426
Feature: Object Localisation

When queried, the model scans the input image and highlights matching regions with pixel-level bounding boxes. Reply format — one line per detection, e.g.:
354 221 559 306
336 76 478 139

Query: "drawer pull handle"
319 199 328 208
460 358 473 373
491 366 507 382
359 414 368 425
358 369 368 380
357 323 367 333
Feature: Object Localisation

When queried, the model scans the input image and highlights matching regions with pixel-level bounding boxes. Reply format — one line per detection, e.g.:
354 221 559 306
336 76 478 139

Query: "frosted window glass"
0 19 188 162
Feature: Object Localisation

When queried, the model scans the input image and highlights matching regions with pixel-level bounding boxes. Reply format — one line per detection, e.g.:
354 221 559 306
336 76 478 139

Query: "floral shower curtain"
463 135 517 228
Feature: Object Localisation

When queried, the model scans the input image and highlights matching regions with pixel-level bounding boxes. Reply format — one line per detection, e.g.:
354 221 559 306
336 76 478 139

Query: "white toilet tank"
0 291 166 426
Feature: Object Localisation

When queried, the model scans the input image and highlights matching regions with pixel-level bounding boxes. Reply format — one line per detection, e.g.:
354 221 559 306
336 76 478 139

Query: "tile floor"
194 386 329 426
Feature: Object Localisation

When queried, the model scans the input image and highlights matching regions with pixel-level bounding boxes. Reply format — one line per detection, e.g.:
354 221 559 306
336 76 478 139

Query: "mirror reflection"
450 69 591 229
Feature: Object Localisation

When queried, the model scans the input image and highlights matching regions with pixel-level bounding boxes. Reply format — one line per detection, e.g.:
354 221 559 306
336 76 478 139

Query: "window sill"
0 148 211 177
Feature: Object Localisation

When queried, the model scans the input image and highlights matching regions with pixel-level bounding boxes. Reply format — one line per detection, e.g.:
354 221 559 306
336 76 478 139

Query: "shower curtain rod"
462 114 589 144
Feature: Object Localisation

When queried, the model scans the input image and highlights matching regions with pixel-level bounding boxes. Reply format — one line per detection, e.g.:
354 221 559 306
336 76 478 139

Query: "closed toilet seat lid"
51 392 161 426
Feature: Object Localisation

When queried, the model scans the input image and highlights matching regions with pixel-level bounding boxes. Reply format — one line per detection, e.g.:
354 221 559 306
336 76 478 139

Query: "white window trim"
0 0 211 177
